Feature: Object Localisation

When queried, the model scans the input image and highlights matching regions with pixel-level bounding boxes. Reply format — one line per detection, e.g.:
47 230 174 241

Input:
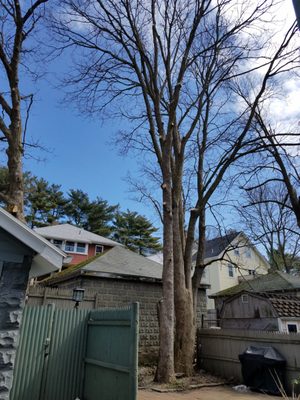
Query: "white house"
148 231 270 310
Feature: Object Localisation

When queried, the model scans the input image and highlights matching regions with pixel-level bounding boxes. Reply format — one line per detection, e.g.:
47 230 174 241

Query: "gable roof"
34 223 121 247
204 231 240 259
45 245 164 285
211 270 300 298
0 207 66 277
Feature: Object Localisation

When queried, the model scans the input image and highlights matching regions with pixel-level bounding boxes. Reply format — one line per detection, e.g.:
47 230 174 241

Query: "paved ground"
139 385 280 399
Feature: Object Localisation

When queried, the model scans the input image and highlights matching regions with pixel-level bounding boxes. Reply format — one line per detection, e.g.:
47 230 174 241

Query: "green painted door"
83 302 139 400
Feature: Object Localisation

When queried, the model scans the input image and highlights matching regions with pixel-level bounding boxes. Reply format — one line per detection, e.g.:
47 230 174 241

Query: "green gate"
84 303 139 400
11 303 139 400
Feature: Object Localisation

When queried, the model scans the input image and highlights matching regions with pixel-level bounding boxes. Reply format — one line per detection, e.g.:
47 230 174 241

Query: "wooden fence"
198 328 300 392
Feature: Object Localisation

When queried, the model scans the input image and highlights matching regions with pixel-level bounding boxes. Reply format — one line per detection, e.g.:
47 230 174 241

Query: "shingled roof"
204 231 240 258
34 223 120 247
266 294 300 318
211 271 300 298
44 245 164 285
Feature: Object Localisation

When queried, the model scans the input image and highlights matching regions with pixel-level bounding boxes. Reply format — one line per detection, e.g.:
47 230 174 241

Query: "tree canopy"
112 210 162 255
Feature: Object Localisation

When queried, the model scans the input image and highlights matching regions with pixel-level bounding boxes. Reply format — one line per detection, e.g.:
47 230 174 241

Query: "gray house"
42 245 209 363
0 207 66 400
220 291 300 332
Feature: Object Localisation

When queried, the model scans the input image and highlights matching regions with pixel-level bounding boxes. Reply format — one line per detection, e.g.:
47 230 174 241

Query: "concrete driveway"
139 385 280 399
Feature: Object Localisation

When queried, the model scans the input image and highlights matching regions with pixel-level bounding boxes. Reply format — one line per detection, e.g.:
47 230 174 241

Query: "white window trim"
50 239 88 255
95 245 104 255
228 263 234 278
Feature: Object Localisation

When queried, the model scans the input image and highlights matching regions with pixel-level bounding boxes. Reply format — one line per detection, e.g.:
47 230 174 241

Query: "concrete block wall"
35 277 207 365
71 278 162 364
0 260 30 400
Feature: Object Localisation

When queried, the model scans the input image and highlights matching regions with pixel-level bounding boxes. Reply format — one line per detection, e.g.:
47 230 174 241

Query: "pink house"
34 224 121 265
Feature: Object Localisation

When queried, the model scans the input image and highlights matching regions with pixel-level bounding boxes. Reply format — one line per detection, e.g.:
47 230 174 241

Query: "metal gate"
10 303 139 400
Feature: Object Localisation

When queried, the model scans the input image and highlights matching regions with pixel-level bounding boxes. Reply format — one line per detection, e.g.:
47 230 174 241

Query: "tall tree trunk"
192 208 206 314
6 120 24 221
173 176 195 376
155 146 175 383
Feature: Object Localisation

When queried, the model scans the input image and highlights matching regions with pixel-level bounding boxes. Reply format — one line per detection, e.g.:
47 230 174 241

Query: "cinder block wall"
28 278 207 365
0 260 30 400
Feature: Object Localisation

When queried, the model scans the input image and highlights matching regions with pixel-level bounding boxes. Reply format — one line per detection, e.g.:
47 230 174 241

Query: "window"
242 294 249 303
287 324 298 333
76 242 86 253
234 249 240 256
95 245 104 255
65 241 75 252
248 270 256 276
246 249 251 258
228 264 234 277
53 239 63 249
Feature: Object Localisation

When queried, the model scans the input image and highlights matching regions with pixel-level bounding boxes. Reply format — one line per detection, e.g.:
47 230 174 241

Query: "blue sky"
19 57 161 226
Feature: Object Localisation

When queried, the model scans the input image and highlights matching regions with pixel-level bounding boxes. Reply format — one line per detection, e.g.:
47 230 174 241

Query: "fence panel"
83 303 139 400
10 305 55 400
11 305 89 400
198 328 300 392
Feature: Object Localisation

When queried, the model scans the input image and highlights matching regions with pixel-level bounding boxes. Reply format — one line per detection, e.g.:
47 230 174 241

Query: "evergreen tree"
112 210 162 255
25 177 66 227
64 189 91 227
85 197 118 237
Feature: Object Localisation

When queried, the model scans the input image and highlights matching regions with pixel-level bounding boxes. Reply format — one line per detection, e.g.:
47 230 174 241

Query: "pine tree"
113 210 162 255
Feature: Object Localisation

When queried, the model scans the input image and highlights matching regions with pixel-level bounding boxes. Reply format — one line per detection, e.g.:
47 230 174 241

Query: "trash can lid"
243 346 285 361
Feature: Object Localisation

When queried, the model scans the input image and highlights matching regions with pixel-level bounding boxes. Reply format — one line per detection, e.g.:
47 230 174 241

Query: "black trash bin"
239 346 286 395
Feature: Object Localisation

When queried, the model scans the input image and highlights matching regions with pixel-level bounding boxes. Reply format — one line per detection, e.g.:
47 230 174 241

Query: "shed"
41 245 209 364
220 291 300 332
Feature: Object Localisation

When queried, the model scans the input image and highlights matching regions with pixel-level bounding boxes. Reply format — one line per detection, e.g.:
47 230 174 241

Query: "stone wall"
30 277 207 365
0 258 31 400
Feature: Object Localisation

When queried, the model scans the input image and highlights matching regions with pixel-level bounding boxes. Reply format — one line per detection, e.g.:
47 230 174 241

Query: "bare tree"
0 0 49 220
238 183 300 272
51 0 298 381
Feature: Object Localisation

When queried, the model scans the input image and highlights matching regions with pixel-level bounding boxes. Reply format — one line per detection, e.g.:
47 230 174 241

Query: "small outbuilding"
220 291 300 332
42 245 209 363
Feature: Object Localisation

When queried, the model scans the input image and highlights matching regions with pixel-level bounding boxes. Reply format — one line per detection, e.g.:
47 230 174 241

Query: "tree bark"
173 162 195 376
155 141 175 383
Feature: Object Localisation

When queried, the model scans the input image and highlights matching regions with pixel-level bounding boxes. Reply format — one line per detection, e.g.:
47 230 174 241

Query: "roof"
148 233 241 265
266 294 300 318
45 245 164 284
34 223 121 247
0 207 66 277
204 231 240 258
147 253 163 264
211 271 300 298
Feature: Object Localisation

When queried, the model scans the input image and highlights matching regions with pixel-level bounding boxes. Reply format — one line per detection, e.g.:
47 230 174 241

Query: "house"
211 270 300 316
41 245 209 364
34 223 121 265
219 291 300 332
149 231 270 310
0 207 66 400
202 231 270 309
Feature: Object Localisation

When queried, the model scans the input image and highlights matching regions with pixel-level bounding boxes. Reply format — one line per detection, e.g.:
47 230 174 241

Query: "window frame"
228 263 234 278
95 245 104 255
287 323 298 333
